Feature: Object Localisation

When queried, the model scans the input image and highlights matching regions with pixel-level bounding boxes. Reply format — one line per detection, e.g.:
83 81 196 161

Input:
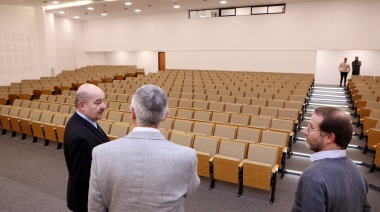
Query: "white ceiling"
0 0 317 20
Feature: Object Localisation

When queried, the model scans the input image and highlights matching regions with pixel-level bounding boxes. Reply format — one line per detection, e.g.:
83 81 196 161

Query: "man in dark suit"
352 56 362 75
64 83 110 212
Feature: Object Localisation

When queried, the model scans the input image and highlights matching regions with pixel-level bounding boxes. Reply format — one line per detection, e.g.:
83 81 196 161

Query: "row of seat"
165 130 286 203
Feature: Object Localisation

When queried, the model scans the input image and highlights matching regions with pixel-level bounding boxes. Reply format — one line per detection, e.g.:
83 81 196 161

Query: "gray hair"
131 84 168 127
75 92 90 108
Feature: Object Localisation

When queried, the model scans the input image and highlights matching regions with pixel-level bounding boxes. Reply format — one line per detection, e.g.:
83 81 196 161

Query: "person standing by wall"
338 57 350 87
64 83 110 212
352 56 362 75
88 84 200 212
292 106 371 212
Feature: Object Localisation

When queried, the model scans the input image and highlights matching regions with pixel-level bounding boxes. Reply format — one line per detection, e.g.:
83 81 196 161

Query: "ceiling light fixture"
220 1 227 4
74 16 80 19
135 9 141 12
45 0 92 10
101 11 107 16
125 2 132 6
52 1 60 4
59 10 65 14
174 5 180 8
87 7 94 10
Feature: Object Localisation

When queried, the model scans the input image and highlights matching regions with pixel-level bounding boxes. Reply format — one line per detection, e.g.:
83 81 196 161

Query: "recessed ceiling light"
134 9 141 12
101 11 107 16
220 1 227 4
87 7 94 10
52 1 59 4
74 16 80 19
125 2 132 6
59 10 65 14
174 5 180 9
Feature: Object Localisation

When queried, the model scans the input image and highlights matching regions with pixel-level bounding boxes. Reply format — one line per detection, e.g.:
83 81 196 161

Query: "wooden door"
158 52 165 71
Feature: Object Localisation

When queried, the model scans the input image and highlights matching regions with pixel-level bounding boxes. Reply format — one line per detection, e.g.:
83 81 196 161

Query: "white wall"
105 51 158 74
0 5 39 85
166 50 316 73
82 0 380 84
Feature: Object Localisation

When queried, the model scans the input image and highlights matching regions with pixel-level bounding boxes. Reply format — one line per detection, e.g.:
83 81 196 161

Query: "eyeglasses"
306 124 321 132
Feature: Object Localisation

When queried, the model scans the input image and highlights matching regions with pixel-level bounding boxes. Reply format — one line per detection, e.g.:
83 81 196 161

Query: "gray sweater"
292 156 371 212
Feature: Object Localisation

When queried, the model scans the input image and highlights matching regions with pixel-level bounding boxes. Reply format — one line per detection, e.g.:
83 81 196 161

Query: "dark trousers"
340 72 348 86
352 70 360 75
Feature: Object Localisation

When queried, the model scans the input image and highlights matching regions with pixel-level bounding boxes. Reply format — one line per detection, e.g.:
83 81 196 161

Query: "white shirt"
132 127 160 133
310 150 346 162
339 62 350 73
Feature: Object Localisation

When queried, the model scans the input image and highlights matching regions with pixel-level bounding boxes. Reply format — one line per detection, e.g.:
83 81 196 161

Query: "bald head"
75 83 106 122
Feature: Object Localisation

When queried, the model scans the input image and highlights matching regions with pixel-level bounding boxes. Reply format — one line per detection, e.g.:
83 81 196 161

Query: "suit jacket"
64 112 109 212
88 130 200 212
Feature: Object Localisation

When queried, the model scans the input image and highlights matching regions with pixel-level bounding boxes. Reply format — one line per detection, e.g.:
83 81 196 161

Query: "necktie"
96 123 105 135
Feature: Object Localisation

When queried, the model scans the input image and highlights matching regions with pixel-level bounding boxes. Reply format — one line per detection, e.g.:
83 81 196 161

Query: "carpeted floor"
0 85 380 211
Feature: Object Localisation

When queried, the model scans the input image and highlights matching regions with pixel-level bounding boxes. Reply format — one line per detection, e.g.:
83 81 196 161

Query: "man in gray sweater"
292 106 371 212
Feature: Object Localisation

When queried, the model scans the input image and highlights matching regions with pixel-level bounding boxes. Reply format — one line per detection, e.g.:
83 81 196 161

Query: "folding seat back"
176 108 194 120
180 93 194 100
250 115 271 130
241 105 260 116
47 95 57 102
236 97 251 105
229 114 250 126
11 108 32 132
267 99 285 108
218 90 231 96
273 93 289 101
193 93 207 101
192 121 215 136
61 90 70 96
284 101 303 112
117 94 129 102
193 110 212 122
58 104 71 114
192 100 209 110
20 100 31 108
235 127 261 143
159 115 174 130
108 101 121 110
170 131 194 147
260 130 288 171
48 103 60 113
242 143 279 203
39 102 50 111
119 102 131 112
13 99 23 107
210 112 230 124
260 107 279 118
178 99 193 109
207 94 222 102
106 93 118 101
168 107 177 117
288 95 306 103
213 124 237 140
108 122 130 140
31 111 54 139
168 92 181 99
251 98 268 107
56 95 67 104
244 91 258 98
225 103 243 114
205 89 218 95
259 92 274 100
172 119 194 133
107 111 123 122
1 106 21 131
211 140 248 185
231 90 245 98
65 96 75 105
208 102 225 112
167 98 179 107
